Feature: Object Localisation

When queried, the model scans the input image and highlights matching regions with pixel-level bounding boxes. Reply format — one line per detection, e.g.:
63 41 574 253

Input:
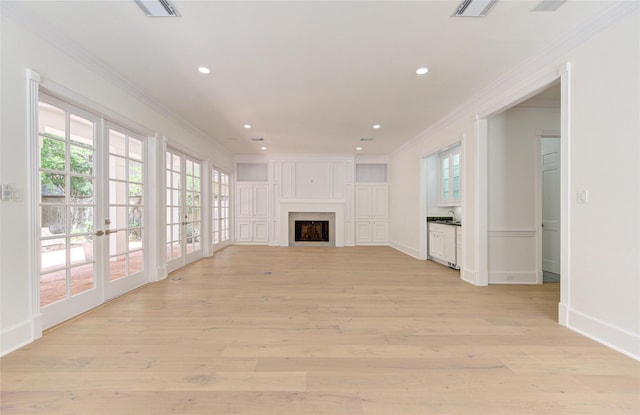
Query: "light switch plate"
577 190 588 204
2 184 11 201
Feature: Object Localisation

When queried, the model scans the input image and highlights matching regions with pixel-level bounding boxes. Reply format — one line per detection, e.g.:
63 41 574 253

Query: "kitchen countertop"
426 216 462 226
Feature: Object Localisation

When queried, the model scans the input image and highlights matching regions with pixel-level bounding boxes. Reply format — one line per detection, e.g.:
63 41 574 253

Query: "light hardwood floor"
2 246 639 414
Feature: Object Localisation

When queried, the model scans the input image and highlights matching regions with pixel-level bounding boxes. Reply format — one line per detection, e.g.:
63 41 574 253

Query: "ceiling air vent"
250 137 265 142
135 0 179 17
360 137 374 142
532 0 567 12
453 0 496 17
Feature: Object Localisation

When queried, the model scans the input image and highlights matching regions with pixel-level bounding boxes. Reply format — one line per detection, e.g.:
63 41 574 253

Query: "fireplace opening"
295 220 329 242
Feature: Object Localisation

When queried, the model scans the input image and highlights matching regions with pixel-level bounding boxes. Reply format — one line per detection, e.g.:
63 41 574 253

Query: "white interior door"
165 148 202 272
542 138 561 276
38 96 103 329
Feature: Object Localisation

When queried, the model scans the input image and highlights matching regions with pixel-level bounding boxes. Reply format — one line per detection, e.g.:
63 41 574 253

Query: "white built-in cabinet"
355 184 389 244
428 223 456 266
235 182 269 243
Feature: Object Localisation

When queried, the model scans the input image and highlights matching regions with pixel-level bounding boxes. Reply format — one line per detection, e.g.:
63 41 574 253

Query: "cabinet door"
236 185 253 217
235 220 252 242
253 184 269 218
443 226 456 264
253 221 269 242
372 222 388 243
429 230 444 259
371 186 388 218
355 186 372 218
355 221 372 243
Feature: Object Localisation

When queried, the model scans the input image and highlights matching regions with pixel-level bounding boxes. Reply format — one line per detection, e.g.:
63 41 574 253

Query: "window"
212 168 230 246
440 146 461 206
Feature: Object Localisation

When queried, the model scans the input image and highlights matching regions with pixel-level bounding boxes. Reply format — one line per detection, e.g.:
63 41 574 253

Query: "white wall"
565 12 639 358
390 10 639 358
487 106 560 283
1 16 233 355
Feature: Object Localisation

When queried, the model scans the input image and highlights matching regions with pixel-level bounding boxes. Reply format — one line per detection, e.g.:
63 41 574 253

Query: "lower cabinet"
428 223 456 265
235 220 269 243
355 221 388 245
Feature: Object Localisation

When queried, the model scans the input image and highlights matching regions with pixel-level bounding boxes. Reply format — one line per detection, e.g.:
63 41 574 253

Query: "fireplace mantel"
279 200 345 247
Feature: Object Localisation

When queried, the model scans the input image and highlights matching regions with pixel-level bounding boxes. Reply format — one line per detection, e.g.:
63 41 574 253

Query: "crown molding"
1 1 231 160
393 0 639 156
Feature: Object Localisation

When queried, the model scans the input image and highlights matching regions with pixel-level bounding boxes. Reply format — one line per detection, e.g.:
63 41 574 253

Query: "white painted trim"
489 271 539 285
1 320 33 357
389 240 420 260
534 138 543 285
392 1 637 158
474 118 489 286
488 229 536 238
1 2 232 161
558 63 572 327
568 308 640 361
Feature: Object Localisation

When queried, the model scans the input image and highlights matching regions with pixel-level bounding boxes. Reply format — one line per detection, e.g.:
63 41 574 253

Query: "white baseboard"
388 240 421 259
460 268 488 286
1 315 41 357
489 271 539 284
568 308 640 361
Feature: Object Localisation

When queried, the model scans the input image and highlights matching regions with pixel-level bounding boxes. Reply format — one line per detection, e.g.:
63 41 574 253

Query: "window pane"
41 238 67 273
129 161 143 183
40 269 66 306
110 155 126 180
110 180 127 205
41 206 66 236
40 136 66 172
69 114 94 146
39 102 66 136
129 137 143 160
109 129 126 156
69 206 93 234
70 176 93 201
70 263 94 296
109 255 127 281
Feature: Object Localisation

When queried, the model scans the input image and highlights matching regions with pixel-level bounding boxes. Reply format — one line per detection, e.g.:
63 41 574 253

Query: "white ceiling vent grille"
135 0 179 17
532 0 567 12
453 0 496 17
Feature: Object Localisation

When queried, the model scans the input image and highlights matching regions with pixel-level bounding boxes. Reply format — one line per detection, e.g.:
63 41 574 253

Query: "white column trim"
558 62 572 326
26 69 43 343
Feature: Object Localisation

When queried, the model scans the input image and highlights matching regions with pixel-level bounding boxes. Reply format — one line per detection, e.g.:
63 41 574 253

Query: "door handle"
105 229 118 235
95 230 105 236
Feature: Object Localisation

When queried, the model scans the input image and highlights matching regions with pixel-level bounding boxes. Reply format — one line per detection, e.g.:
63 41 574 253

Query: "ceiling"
3 1 614 155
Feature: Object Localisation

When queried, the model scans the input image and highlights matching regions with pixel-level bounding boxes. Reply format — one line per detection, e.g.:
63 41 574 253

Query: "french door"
37 95 147 329
166 148 202 272
105 124 146 298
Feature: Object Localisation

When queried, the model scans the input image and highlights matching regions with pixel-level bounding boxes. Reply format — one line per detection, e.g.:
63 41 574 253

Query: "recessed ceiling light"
416 67 429 75
243 124 252 129
260 146 267 151
198 66 211 74
356 147 363 151
372 124 381 129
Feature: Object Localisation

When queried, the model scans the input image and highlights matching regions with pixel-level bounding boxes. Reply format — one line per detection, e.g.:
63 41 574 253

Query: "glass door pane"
107 127 145 284
39 101 97 308
166 149 183 263
166 149 202 271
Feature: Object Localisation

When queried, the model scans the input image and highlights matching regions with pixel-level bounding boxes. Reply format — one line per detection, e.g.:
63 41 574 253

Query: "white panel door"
371 185 388 218
542 138 561 275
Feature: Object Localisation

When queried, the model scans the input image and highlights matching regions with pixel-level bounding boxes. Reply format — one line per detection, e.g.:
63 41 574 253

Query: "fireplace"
295 221 329 242
288 212 336 247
